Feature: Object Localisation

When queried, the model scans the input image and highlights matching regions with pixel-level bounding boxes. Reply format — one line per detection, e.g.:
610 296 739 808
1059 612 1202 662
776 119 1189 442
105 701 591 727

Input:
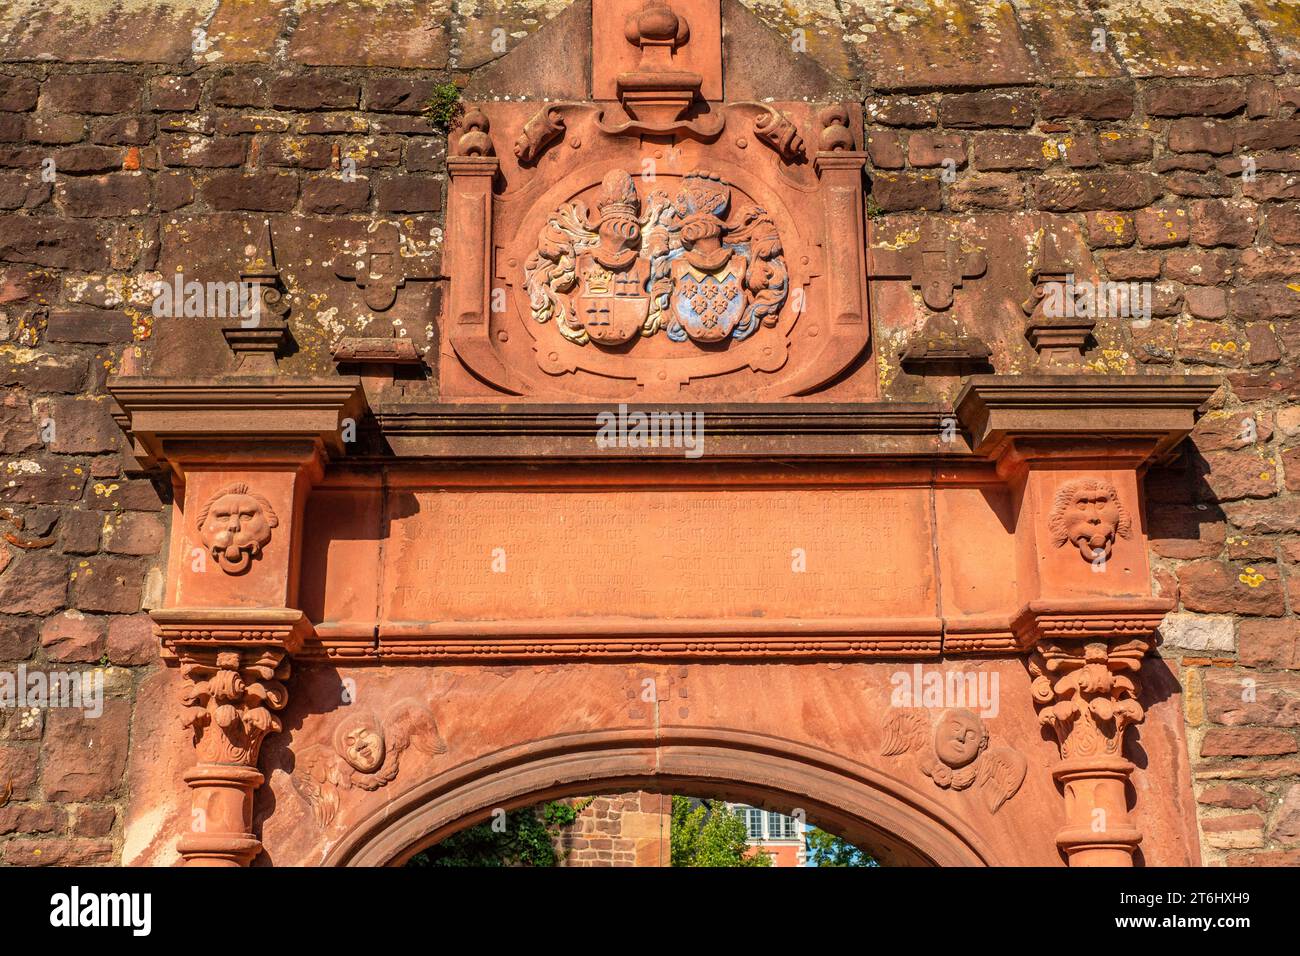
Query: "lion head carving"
196 483 278 574
1049 478 1131 564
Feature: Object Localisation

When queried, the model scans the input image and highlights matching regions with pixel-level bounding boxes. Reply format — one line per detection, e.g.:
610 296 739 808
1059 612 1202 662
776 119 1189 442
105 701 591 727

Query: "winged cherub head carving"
292 700 448 828
881 707 1027 814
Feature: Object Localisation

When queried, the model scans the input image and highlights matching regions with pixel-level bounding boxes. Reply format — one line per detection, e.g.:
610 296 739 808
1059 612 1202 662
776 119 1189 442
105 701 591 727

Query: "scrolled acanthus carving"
515 105 567 165
1028 639 1147 761
196 482 278 574
178 648 291 766
752 104 804 161
881 708 1027 814
1049 477 1131 564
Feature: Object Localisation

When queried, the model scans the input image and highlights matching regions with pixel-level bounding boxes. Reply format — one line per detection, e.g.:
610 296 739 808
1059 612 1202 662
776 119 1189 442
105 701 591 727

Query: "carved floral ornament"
179 648 291 767
1049 477 1132 564
196 482 278 575
1029 639 1147 761
881 708 1027 814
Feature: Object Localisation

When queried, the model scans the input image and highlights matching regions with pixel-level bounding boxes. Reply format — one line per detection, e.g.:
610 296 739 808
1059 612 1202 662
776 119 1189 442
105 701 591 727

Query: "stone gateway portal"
3 0 1299 883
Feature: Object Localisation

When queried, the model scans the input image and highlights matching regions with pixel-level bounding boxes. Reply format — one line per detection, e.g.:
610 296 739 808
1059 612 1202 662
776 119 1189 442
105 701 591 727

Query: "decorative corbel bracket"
108 378 364 476
955 374 1221 478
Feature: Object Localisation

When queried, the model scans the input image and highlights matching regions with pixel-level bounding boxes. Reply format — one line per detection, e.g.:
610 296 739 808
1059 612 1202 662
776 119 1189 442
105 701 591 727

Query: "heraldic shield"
670 256 746 343
574 255 652 346
524 167 788 350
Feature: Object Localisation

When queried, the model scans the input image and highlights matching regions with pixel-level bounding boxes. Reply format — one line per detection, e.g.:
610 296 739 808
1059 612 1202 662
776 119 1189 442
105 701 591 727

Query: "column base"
180 764 266 867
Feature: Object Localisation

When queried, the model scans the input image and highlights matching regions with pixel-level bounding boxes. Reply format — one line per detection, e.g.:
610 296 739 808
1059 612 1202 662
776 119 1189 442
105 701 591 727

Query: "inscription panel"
383 487 937 625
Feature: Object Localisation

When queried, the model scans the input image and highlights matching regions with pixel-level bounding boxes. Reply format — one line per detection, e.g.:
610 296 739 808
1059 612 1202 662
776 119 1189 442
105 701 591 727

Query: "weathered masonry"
3 0 1299 867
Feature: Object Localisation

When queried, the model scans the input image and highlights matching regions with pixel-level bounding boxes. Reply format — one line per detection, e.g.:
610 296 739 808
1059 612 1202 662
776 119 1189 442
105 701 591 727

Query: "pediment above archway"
440 0 874 401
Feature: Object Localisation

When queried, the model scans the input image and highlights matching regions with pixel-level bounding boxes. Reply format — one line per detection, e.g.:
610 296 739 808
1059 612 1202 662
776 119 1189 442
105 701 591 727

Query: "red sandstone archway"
322 728 996 867
105 0 1215 872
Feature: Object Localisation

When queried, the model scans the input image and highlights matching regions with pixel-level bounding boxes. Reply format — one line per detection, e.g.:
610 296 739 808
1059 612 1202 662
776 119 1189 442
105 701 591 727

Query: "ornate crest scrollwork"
523 167 788 350
441 0 871 400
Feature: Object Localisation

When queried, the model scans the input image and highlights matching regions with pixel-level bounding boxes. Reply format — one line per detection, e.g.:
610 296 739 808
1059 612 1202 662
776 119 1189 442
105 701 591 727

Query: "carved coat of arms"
524 168 788 348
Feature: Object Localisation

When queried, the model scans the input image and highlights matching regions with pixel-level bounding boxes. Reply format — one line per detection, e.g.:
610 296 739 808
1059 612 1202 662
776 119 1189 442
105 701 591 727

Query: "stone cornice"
108 376 365 471
955 374 1220 469
152 606 314 660
373 401 965 459
106 373 1217 469
1010 597 1172 650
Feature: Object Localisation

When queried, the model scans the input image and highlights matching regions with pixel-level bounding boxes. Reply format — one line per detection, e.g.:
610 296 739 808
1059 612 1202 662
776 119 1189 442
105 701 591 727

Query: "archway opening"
405 788 879 867
322 729 995 867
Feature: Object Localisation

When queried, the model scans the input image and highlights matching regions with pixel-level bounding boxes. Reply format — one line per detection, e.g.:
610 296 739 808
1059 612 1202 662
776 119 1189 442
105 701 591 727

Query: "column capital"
1016 610 1159 866
152 607 312 866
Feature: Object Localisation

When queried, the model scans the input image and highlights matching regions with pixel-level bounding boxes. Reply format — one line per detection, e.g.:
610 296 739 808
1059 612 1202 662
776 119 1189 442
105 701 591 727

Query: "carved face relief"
1049 478 1132 564
933 708 989 770
293 700 449 828
196 483 278 574
334 713 386 774
881 708 1026 814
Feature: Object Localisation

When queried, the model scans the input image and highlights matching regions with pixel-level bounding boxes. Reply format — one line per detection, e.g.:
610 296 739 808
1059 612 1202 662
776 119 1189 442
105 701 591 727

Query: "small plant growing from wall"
427 81 463 132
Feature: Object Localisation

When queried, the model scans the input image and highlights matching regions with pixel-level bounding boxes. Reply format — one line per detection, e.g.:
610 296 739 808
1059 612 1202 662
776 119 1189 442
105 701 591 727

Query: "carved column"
154 611 310 866
1015 610 1160 866
110 376 363 866
957 375 1217 867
